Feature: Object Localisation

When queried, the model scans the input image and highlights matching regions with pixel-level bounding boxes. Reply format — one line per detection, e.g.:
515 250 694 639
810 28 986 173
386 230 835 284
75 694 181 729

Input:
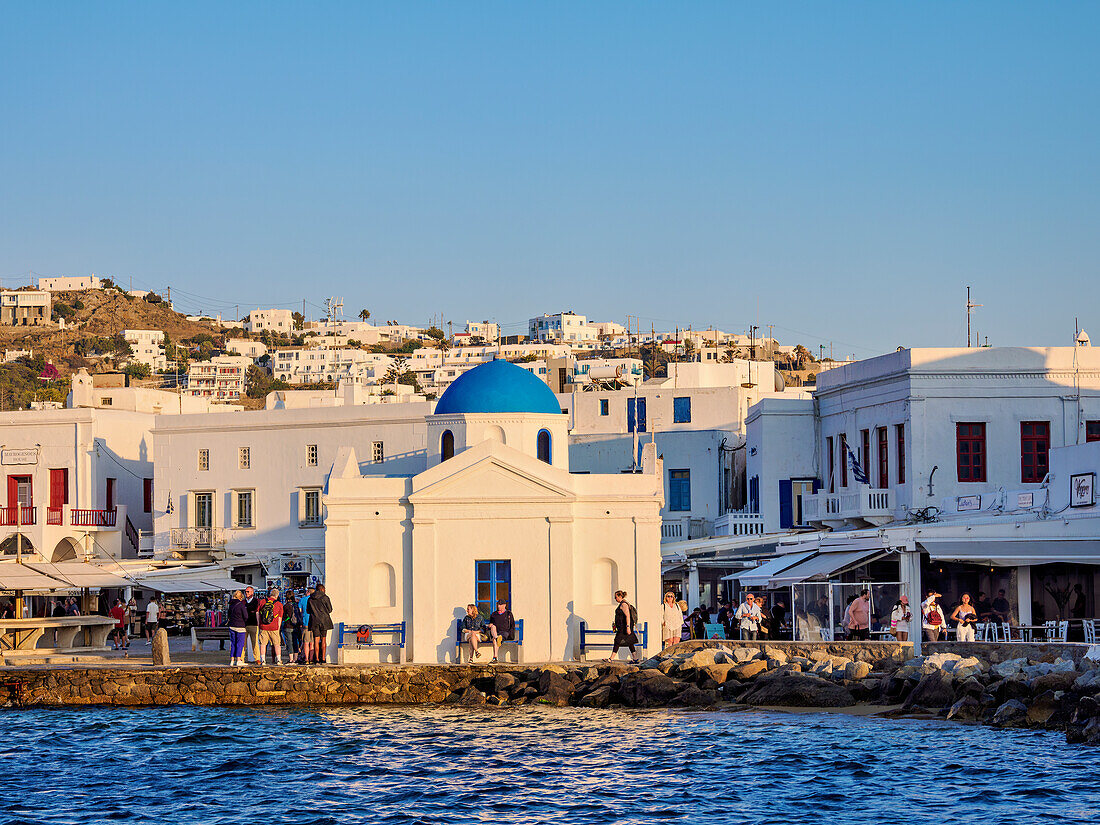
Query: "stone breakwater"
2 641 1098 745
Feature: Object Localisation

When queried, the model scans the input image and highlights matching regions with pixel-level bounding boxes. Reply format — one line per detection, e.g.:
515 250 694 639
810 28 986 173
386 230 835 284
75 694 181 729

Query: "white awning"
920 539 1100 568
136 576 247 593
769 548 890 585
0 562 68 591
724 551 819 587
23 562 132 589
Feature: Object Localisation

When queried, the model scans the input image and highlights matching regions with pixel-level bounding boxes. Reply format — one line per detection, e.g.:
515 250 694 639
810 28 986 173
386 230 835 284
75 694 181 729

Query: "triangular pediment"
410 447 574 503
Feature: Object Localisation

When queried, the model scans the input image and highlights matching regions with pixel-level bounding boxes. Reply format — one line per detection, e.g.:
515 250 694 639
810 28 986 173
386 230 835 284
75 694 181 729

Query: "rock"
903 670 955 711
762 647 788 665
1026 690 1060 726
701 664 738 685
729 660 769 681
673 685 719 707
732 647 761 663
991 699 1029 727
1073 669 1100 691
1052 657 1077 674
789 656 813 670
922 652 962 674
946 696 983 722
1030 671 1078 696
844 661 872 681
151 628 171 666
738 672 857 708
619 672 680 707
656 658 678 675
956 676 985 699
681 650 721 671
536 671 574 706
456 686 487 706
577 685 613 708
991 657 1028 679
492 673 516 693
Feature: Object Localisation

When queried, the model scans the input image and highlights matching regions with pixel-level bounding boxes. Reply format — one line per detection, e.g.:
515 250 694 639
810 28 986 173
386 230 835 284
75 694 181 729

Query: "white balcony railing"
661 517 713 541
804 485 896 527
714 510 766 537
169 527 224 549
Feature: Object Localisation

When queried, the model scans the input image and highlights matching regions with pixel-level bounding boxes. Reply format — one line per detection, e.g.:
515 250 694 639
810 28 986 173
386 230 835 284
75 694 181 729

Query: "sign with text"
956 495 981 512
1 448 38 466
1016 492 1034 509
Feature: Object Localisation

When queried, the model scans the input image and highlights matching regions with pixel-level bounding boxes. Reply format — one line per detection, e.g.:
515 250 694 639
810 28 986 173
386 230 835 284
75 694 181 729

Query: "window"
239 447 250 470
877 428 888 489
826 436 835 493
669 469 691 511
537 429 552 464
105 478 116 511
956 422 986 483
896 423 906 484
441 430 455 461
600 399 609 416
475 560 511 617
627 397 647 433
1021 421 1050 483
143 478 153 513
673 396 691 423
301 488 322 526
839 433 848 488
372 441 384 463
198 449 209 471
748 475 759 514
1087 421 1100 443
306 445 318 467
100 397 112 406
49 468 69 509
235 490 254 528
193 492 213 529
861 429 870 477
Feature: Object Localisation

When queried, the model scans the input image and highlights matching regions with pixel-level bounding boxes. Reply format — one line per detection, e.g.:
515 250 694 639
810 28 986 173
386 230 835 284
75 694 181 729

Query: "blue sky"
2 3 1098 356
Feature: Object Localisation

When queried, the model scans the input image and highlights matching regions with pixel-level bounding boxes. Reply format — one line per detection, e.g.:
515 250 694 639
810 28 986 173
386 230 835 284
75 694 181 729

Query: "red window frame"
861 429 870 481
143 478 153 513
877 427 888 489
1086 421 1100 443
1021 421 1050 483
839 433 849 488
956 422 986 483
896 423 905 484
826 436 834 493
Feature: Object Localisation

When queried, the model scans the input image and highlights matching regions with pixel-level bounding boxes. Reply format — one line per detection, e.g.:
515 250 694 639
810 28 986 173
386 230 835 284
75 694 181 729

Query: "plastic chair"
1084 619 1097 645
1056 620 1069 643
975 622 990 642
1043 620 1056 642
1001 622 1012 643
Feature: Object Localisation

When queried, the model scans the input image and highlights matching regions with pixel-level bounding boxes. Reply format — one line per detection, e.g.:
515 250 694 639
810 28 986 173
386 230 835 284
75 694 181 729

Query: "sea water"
2 705 1097 824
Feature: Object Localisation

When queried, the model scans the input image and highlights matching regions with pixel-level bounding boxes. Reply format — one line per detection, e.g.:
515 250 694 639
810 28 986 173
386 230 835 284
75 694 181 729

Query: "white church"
323 359 665 663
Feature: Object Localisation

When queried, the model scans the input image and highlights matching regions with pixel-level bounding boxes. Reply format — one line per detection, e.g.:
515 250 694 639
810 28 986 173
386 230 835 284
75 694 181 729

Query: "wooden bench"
191 626 231 651
336 622 406 663
455 619 524 663
579 620 648 660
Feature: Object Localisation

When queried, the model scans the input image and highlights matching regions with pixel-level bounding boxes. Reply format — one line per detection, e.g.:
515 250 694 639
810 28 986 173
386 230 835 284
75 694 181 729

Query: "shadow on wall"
436 606 467 663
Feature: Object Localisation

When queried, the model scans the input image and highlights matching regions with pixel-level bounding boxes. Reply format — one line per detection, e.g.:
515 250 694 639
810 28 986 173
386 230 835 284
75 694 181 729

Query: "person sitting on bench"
461 604 487 661
486 599 515 664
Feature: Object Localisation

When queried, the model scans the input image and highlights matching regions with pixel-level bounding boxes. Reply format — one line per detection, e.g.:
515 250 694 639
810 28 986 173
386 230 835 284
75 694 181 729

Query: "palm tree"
359 309 370 322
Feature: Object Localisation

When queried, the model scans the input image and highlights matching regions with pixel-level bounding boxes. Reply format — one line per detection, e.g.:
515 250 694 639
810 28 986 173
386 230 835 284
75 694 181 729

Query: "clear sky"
2 3 1098 356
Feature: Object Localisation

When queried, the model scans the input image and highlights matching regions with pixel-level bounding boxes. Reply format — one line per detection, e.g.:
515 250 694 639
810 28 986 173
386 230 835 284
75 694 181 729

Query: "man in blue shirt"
461 603 486 661
298 586 314 664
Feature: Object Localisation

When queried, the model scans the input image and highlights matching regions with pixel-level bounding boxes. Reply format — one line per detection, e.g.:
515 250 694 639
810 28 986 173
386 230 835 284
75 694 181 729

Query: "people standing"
227 590 249 666
890 595 912 641
951 593 978 642
298 586 314 664
109 598 128 650
607 590 640 663
771 598 788 640
243 585 260 664
280 590 296 654
257 587 284 665
486 599 515 664
922 591 945 642
307 583 333 664
661 592 682 649
145 597 160 642
461 604 487 660
848 590 871 641
735 593 762 641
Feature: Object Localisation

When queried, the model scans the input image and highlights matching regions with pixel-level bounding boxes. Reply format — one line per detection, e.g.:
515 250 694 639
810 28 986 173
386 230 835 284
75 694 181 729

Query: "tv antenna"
966 286 982 347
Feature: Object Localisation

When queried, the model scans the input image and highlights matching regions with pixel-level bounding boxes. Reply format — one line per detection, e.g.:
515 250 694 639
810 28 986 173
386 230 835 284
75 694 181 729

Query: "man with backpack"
257 587 284 665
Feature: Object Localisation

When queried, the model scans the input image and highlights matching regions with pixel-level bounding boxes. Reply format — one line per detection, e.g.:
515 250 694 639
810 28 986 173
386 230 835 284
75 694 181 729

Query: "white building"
123 329 167 372
272 347 393 385
528 312 600 344
465 320 499 342
325 359 663 663
320 321 424 345
1 290 51 326
244 309 295 333
225 338 269 362
37 275 103 292
68 370 232 415
186 355 251 402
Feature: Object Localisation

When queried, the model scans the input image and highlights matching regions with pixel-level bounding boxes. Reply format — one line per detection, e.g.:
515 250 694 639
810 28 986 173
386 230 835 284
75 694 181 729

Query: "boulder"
1030 671 1078 696
1051 657 1077 674
619 672 680 707
921 653 962 674
762 647 789 666
946 696 983 722
1073 668 1100 692
456 686 487 706
1026 690 1060 726
731 647 762 664
991 699 1029 728
673 685 719 707
492 673 516 693
701 664 739 685
903 670 955 711
577 685 613 708
738 672 857 708
536 671 574 706
151 628 171 666
729 660 769 681
843 661 873 681
681 649 721 672
991 657 1028 679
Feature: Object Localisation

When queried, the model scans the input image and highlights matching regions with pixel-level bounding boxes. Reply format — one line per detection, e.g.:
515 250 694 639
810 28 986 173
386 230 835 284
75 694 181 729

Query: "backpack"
627 602 638 629
258 599 276 626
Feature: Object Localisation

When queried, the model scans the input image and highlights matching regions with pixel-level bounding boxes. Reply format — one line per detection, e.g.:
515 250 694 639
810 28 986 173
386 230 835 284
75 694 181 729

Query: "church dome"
434 359 561 415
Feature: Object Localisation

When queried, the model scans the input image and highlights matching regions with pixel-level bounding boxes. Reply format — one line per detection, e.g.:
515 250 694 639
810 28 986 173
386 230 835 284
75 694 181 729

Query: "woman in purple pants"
227 590 249 666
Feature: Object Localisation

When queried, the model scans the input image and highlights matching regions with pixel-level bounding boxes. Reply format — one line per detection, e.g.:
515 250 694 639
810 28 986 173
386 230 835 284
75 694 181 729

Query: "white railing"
715 511 765 537
169 527 223 549
660 517 714 541
804 485 895 526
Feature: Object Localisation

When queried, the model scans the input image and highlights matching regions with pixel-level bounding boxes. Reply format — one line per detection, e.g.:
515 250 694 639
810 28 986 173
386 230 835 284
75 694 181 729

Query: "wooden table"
0 616 116 652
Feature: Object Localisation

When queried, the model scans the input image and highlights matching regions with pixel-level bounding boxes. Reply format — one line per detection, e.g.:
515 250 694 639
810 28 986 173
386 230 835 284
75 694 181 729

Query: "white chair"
1084 619 1097 645
1001 622 1013 643
1055 620 1069 643
1043 620 1056 641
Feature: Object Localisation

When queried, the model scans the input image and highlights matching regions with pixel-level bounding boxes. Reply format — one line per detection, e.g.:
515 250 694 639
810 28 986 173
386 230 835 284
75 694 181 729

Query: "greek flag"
846 444 870 485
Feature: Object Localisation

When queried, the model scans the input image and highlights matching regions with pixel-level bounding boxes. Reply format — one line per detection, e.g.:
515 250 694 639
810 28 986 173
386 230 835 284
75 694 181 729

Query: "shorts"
146 622 159 635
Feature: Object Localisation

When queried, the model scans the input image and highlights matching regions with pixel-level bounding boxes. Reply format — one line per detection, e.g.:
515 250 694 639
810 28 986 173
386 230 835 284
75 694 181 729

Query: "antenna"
966 286 982 348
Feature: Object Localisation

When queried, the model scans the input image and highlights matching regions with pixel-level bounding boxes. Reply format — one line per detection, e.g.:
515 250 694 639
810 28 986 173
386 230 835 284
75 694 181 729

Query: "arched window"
591 557 618 605
369 562 396 608
441 429 455 461
537 429 552 464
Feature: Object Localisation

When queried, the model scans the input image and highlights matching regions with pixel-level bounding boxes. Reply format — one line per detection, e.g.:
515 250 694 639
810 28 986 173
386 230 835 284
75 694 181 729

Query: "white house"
1 290 51 326
271 347 393 385
465 320 499 342
324 359 663 663
186 356 251 402
528 312 600 344
226 338 269 362
37 275 102 292
123 329 167 372
244 309 295 333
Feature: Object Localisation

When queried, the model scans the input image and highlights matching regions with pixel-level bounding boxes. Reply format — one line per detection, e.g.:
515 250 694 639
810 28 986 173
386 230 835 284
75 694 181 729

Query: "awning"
23 562 132 589
769 548 890 585
0 563 68 591
724 551 819 587
920 539 1100 568
135 576 247 593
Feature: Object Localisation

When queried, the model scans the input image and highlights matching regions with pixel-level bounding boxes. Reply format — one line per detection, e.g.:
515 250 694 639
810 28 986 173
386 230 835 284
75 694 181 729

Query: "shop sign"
1 448 38 465
956 495 981 512
1016 492 1034 509
283 559 305 574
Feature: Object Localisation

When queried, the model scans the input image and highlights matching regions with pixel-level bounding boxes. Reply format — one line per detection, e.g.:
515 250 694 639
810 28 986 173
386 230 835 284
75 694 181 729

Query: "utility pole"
966 286 982 348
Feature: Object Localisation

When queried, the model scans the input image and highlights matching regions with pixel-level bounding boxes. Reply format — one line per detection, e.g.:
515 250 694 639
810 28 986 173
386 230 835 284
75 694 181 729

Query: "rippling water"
2 705 1097 824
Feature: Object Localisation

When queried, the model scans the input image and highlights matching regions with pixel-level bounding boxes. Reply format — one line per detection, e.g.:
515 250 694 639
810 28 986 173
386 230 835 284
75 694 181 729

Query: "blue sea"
2 705 1097 824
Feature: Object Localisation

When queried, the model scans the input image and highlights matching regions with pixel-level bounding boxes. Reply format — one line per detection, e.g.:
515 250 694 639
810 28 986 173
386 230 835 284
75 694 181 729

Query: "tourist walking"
280 590 296 654
227 590 248 666
848 590 871 641
257 587 284 665
306 584 333 664
109 598 129 650
461 604 487 660
607 590 640 663
735 593 762 641
298 586 314 664
922 591 945 642
145 597 160 642
890 595 912 641
951 593 978 642
661 592 682 649
486 599 515 664
243 585 260 663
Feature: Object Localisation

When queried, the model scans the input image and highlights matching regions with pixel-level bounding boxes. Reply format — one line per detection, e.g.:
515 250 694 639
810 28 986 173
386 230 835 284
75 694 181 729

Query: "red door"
6 476 16 511
106 478 117 511
49 469 69 508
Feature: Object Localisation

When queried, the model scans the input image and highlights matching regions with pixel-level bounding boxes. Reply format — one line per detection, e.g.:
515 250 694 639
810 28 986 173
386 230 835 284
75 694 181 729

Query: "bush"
124 362 151 380
52 303 75 321
143 292 163 304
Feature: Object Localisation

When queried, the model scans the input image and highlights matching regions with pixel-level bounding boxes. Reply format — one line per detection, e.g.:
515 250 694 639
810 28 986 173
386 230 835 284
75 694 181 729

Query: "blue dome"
434 359 561 415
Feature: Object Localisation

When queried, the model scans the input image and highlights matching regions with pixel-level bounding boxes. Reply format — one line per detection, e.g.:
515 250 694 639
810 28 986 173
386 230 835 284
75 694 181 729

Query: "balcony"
661 516 713 542
714 510 766 537
169 527 224 549
803 484 896 529
0 505 126 562
0 505 36 526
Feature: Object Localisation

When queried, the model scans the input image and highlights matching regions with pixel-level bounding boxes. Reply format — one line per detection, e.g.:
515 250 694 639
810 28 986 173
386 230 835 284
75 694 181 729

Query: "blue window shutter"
637 398 647 432
627 398 636 432
813 478 822 493
778 480 793 529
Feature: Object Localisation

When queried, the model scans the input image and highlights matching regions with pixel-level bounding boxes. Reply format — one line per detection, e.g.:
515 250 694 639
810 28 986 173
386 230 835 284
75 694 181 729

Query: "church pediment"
410 453 574 503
